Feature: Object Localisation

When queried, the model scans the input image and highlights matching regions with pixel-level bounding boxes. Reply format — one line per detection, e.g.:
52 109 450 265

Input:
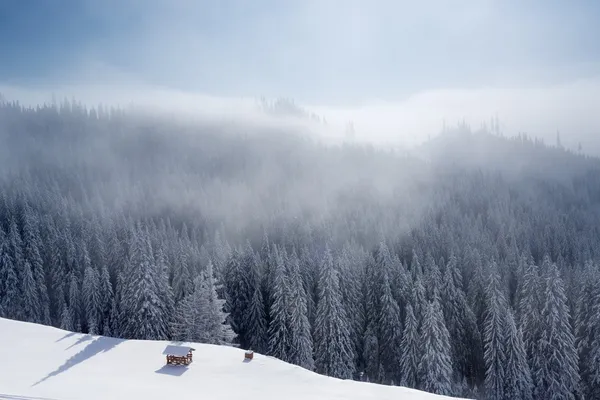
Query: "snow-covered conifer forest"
1 99 600 400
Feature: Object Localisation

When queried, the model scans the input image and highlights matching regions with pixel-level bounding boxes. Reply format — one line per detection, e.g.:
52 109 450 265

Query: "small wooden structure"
163 345 195 366
245 350 254 361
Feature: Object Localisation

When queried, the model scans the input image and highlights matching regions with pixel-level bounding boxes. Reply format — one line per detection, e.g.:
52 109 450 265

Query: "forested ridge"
1 99 600 399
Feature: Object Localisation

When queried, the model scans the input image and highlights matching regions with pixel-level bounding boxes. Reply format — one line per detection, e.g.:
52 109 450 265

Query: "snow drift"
0 317 466 400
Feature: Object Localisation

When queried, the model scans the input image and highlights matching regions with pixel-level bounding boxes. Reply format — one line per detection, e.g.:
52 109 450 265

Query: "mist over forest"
1 96 600 400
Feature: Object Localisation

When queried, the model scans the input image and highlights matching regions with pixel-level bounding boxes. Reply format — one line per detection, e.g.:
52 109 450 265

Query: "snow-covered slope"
0 318 466 400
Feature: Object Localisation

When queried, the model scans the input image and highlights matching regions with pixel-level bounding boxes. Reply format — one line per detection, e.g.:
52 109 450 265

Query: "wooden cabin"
244 350 254 361
163 345 195 366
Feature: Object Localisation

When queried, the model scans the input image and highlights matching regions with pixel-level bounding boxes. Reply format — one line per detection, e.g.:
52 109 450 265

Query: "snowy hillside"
0 318 466 400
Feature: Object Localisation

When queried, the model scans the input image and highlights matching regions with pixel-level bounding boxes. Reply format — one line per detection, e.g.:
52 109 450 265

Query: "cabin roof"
162 345 195 357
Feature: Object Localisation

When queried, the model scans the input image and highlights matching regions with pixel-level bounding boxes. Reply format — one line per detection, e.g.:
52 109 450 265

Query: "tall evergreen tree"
314 245 354 379
378 268 402 383
576 262 600 400
418 292 453 396
21 260 40 322
245 282 268 353
400 303 421 389
0 227 20 319
68 271 81 331
172 261 234 344
267 245 291 362
484 267 507 400
120 225 169 340
22 204 50 324
534 261 579 400
82 265 101 334
504 309 533 400
287 248 314 370
519 260 542 373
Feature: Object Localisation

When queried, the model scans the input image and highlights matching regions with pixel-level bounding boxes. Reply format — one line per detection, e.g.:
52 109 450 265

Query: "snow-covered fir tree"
314 245 355 379
400 303 420 389
484 266 507 400
172 261 234 344
534 260 580 400
267 245 291 362
418 291 453 396
504 309 533 400
287 248 314 370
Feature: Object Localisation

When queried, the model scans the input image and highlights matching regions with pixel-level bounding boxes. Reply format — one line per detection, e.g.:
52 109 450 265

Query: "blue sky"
1 0 599 105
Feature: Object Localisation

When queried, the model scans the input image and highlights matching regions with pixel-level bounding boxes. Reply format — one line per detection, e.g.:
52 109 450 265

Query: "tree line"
1 99 600 399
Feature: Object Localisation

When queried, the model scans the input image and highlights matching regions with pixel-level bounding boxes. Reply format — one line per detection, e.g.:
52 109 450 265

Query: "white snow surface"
0 317 467 400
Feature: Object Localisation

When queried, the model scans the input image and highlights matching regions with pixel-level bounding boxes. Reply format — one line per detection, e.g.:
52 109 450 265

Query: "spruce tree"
363 321 380 383
68 272 81 331
22 204 51 324
314 245 354 379
400 303 420 389
245 283 268 353
21 260 40 322
519 260 542 374
120 225 169 340
8 218 25 319
418 292 453 396
98 265 113 333
0 227 20 319
378 269 402 383
287 248 314 370
267 245 291 362
172 261 234 344
504 309 533 400
203 260 235 344
575 262 600 400
484 267 507 400
534 261 579 400
82 265 100 334
224 245 253 347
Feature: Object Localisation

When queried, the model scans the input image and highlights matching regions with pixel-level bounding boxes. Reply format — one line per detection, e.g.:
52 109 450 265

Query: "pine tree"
120 225 169 340
224 245 253 347
0 227 20 319
412 278 427 329
245 283 268 353
172 261 234 344
82 265 101 334
441 257 483 386
21 260 40 322
363 321 380 383
575 261 600 400
22 204 50 324
504 309 533 400
202 260 235 344
314 245 354 379
60 303 73 331
519 260 542 375
47 223 66 325
534 261 579 400
484 267 507 400
424 252 442 300
98 265 113 333
378 268 402 383
337 242 366 367
400 304 420 389
418 292 453 396
68 272 81 331
8 218 25 319
287 248 314 370
267 245 291 362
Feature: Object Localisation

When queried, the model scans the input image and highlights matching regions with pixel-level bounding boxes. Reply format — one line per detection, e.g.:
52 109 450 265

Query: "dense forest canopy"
1 97 600 399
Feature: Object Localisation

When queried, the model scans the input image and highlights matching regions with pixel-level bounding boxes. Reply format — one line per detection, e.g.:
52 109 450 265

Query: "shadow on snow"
32 336 125 387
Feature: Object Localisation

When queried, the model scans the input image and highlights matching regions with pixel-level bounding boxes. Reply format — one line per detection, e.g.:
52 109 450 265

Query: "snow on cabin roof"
162 345 195 357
